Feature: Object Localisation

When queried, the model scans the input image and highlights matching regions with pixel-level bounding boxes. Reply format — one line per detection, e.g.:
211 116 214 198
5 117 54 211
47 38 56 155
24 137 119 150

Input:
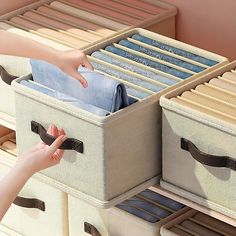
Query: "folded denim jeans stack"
116 189 185 223
20 60 135 116
89 32 224 101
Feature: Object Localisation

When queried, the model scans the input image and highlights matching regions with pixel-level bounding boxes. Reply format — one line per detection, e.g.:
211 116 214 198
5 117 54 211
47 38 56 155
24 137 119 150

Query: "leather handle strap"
84 222 102 236
181 138 236 170
0 65 18 85
31 121 83 153
13 196 45 211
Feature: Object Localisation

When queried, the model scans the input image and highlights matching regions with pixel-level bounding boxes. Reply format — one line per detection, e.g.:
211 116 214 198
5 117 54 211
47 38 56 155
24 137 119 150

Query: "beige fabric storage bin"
160 61 236 219
11 28 228 207
0 159 68 236
68 191 189 236
0 224 22 236
160 209 236 236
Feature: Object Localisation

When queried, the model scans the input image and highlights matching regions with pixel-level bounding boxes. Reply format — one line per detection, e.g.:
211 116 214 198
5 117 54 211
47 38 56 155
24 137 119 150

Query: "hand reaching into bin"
0 30 93 87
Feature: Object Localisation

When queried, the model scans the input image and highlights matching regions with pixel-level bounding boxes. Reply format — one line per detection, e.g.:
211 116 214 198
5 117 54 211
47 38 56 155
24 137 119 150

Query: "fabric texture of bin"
160 61 236 219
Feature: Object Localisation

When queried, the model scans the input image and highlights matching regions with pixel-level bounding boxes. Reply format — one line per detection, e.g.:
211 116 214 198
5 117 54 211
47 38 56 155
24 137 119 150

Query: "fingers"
47 134 67 157
83 59 93 71
72 70 88 88
46 123 58 136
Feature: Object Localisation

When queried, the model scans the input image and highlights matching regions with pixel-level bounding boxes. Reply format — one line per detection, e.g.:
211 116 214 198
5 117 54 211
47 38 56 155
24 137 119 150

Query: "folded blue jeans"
20 80 110 116
116 203 160 223
91 51 178 86
131 34 218 67
91 61 165 93
138 189 185 211
119 40 205 73
105 45 192 79
122 196 171 219
30 59 131 113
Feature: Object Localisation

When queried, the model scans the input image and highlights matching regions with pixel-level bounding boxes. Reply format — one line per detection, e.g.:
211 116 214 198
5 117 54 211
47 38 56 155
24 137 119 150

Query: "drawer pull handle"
13 196 45 211
0 65 17 85
181 138 236 170
31 121 83 153
84 222 102 236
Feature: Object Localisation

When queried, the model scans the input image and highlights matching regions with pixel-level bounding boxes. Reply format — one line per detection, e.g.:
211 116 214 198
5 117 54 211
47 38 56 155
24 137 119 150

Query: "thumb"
47 135 67 157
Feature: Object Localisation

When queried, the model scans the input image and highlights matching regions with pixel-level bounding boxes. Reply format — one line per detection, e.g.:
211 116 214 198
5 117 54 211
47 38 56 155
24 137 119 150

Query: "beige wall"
0 0 37 15
164 0 236 61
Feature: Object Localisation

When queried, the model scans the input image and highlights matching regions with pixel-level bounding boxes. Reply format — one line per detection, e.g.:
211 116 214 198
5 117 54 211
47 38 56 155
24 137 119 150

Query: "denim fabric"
138 189 185 211
91 51 178 86
119 40 205 73
126 86 150 99
91 61 165 93
116 203 159 223
122 197 171 219
105 46 192 79
131 34 218 67
20 80 110 116
30 59 131 113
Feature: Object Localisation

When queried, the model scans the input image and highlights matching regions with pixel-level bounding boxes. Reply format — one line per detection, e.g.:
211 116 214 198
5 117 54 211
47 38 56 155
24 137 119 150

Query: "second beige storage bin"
160 61 236 219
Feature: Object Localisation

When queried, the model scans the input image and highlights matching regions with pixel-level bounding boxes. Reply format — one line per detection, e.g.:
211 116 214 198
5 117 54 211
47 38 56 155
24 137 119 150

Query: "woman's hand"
54 50 93 88
17 124 67 175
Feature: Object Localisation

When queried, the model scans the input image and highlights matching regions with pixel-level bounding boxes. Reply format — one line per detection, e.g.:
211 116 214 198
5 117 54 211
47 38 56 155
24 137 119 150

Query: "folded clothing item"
122 196 172 219
118 39 205 73
138 189 185 211
30 59 132 113
116 203 160 223
131 34 218 66
20 80 110 116
105 45 192 79
91 51 178 86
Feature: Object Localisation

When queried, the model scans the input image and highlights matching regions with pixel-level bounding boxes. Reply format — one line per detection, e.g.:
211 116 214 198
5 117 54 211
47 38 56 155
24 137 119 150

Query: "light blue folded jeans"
30 59 132 113
20 80 110 116
91 51 178 86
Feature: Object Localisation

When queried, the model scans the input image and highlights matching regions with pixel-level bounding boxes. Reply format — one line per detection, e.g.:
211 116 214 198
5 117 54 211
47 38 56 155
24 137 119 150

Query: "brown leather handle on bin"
181 138 236 170
0 65 18 85
84 222 102 236
13 196 45 211
31 121 83 153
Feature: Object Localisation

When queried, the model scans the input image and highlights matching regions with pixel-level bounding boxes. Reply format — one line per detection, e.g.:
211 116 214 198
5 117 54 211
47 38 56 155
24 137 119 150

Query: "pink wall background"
163 0 236 61
0 1 37 15
1 0 236 61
